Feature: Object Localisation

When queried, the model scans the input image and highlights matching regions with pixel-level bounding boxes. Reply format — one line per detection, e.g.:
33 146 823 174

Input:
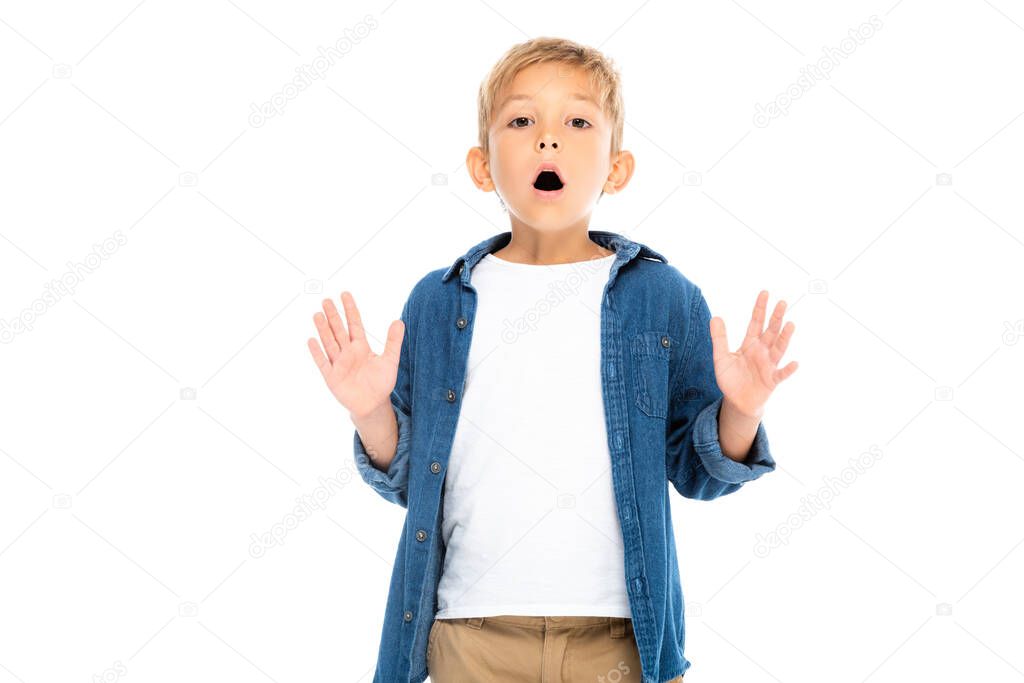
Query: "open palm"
307 291 405 418
710 290 798 419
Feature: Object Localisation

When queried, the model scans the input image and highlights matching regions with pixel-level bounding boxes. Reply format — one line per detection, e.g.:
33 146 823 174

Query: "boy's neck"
493 221 615 265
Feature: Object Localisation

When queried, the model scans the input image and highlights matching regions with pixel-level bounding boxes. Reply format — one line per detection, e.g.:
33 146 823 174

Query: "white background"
1 1 1022 681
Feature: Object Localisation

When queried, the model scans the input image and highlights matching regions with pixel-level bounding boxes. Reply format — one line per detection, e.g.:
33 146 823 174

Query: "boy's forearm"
718 398 763 462
351 402 399 473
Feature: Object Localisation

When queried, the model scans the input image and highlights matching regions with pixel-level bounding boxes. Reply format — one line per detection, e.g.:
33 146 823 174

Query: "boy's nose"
538 139 558 150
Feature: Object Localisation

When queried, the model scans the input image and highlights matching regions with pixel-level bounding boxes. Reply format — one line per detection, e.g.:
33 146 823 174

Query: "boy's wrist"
350 399 394 423
722 396 764 423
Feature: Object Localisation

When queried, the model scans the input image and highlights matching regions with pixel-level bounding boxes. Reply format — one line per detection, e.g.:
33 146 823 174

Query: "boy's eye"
507 117 592 129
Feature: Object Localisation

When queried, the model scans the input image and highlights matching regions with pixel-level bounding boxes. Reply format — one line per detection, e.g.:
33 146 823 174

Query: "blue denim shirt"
353 230 776 683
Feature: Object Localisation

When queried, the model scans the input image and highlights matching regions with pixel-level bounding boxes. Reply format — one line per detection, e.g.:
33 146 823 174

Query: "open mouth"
533 169 565 192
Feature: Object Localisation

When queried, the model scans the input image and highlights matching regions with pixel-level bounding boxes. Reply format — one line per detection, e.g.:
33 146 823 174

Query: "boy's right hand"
307 291 405 420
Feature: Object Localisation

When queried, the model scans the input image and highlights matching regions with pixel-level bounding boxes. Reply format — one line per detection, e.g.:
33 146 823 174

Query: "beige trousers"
427 614 684 683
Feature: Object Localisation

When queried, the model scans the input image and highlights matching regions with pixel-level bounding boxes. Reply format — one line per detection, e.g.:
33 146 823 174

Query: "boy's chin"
513 189 600 209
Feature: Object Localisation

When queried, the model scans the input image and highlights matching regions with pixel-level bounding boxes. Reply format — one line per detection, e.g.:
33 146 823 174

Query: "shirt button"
430 461 441 474
456 317 467 329
447 388 456 402
458 263 465 275
403 610 413 622
415 529 427 542
661 335 671 348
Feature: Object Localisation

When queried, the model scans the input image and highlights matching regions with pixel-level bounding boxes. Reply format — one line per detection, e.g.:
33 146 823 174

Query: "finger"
381 319 405 366
761 299 787 348
313 310 341 364
770 320 795 365
742 290 769 350
341 291 366 343
773 360 798 384
307 337 331 378
709 316 730 365
323 297 350 351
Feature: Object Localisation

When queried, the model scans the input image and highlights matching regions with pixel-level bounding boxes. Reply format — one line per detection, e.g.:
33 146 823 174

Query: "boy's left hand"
710 290 798 420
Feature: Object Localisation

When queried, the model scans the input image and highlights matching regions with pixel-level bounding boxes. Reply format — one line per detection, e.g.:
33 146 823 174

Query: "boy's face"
466 61 634 234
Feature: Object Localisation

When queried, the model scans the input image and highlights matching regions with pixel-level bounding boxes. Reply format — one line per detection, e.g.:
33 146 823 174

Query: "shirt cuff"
352 400 412 497
692 396 776 484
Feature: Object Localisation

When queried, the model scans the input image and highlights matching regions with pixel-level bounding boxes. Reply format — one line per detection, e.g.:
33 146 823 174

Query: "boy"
309 37 797 683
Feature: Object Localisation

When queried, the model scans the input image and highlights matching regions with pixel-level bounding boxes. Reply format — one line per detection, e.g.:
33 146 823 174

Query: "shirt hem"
435 603 633 619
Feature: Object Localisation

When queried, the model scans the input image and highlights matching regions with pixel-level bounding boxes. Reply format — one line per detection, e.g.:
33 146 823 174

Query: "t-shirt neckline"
483 252 617 268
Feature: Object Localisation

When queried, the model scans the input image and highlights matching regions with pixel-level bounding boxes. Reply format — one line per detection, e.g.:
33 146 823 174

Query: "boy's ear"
466 146 495 192
603 149 635 195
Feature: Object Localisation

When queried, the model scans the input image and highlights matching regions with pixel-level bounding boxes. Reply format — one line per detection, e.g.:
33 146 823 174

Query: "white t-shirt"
434 250 632 618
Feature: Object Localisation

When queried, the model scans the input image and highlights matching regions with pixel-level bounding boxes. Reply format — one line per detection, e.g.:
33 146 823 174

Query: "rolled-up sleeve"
666 287 776 500
693 396 775 483
352 295 414 508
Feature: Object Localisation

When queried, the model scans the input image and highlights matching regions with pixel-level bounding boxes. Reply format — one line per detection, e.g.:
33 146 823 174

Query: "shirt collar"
440 230 668 284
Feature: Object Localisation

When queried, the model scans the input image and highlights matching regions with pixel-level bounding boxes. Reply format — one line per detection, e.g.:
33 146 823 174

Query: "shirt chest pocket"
630 330 674 419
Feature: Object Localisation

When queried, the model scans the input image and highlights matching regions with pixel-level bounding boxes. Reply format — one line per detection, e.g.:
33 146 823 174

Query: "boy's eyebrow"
498 92 600 110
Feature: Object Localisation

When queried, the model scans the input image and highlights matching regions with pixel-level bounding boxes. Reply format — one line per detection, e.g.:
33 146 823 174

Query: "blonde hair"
476 37 625 159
